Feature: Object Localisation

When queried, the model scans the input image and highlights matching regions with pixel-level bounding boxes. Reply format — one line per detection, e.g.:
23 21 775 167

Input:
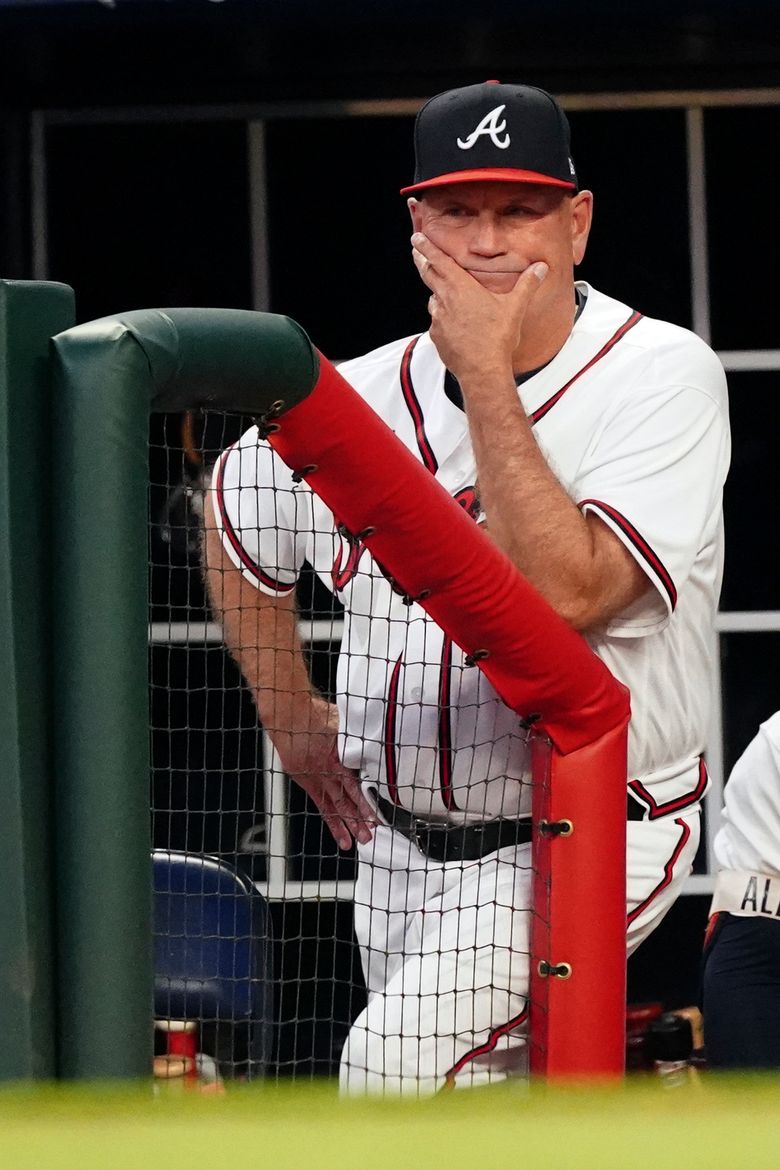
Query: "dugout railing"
0 281 629 1081
0 280 75 1079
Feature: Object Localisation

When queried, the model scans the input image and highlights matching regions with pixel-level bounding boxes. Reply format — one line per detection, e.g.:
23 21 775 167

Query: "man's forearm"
202 495 329 758
461 372 644 630
215 585 338 776
202 491 376 848
220 594 327 746
463 374 592 599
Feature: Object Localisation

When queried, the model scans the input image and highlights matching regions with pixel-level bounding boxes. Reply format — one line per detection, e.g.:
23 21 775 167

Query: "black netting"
149 411 536 1091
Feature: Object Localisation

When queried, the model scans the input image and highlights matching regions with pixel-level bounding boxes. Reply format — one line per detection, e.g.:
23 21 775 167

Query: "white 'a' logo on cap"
457 104 511 150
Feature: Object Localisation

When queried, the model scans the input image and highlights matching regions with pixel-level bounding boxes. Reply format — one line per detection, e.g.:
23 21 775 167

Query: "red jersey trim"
331 527 369 592
530 309 643 425
441 1005 529 1089
400 336 439 475
628 758 709 820
384 656 403 806
213 445 296 595
579 497 678 612
626 817 691 927
438 636 458 811
703 911 723 950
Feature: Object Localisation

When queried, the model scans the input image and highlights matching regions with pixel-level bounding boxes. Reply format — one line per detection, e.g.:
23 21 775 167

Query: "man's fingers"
412 246 445 293
292 773 361 848
323 777 376 846
304 760 377 847
338 771 380 825
324 804 373 849
411 233 465 284
510 261 549 307
411 231 451 266
321 811 353 851
332 790 376 838
354 789 381 826
318 789 361 849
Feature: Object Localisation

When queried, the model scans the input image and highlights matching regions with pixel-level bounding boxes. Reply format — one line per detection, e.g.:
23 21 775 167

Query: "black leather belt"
377 790 651 861
627 792 648 822
375 793 532 862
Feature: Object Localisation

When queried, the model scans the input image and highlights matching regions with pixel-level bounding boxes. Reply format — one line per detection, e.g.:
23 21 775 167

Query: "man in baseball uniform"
702 713 780 1068
203 81 730 1093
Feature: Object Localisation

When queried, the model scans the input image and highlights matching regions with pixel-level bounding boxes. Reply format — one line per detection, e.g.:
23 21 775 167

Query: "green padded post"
51 308 318 1079
52 328 155 1079
0 279 75 1078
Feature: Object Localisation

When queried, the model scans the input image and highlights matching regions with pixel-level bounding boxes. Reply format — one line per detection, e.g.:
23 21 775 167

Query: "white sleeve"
576 379 729 636
714 712 780 875
209 426 306 596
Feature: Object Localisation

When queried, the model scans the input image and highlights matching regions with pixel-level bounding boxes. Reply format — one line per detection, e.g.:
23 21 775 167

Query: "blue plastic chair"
153 850 273 1078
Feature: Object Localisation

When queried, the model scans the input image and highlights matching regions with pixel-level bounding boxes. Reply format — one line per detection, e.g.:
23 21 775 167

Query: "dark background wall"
2 0 780 283
2 0 780 107
3 0 780 1072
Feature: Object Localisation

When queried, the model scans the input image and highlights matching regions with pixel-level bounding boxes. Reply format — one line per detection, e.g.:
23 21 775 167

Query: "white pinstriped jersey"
212 282 730 824
714 712 780 877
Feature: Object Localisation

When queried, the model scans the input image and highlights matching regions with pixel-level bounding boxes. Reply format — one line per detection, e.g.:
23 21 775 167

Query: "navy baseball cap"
400 80 578 196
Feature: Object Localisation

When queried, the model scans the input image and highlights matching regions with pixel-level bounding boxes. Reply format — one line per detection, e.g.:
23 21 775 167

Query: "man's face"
408 181 592 299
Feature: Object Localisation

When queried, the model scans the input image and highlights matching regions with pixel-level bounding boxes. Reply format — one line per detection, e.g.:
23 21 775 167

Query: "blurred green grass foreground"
1 1078 780 1170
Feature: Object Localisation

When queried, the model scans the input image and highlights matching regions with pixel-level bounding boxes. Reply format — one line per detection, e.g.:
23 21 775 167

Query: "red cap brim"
400 167 576 196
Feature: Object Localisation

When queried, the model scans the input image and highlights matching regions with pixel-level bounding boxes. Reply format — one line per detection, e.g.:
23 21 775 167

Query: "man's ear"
408 197 423 231
571 190 593 267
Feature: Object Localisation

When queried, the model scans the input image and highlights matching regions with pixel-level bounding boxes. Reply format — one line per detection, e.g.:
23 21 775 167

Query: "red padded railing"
268 353 630 1079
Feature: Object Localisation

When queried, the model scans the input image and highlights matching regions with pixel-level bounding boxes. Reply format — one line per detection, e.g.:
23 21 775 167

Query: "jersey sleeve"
576 375 730 636
209 426 306 596
714 711 780 875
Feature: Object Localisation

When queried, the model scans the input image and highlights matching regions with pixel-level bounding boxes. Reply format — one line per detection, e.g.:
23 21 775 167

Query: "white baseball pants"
339 810 701 1095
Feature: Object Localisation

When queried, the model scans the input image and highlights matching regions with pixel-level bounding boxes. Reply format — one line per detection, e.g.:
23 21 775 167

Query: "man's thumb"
509 258 551 308
512 261 549 304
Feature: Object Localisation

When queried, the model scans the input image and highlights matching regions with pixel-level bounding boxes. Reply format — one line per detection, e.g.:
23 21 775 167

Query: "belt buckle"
411 820 429 856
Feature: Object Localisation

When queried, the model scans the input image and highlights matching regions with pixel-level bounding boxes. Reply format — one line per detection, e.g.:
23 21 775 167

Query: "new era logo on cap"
401 81 578 196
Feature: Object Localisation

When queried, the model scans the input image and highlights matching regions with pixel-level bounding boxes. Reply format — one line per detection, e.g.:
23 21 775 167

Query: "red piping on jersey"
400 336 439 474
213 444 296 594
438 636 458 811
626 817 691 927
441 1005 529 1089
579 497 678 612
331 527 369 592
703 911 722 950
628 758 708 820
384 655 403 806
530 310 643 425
